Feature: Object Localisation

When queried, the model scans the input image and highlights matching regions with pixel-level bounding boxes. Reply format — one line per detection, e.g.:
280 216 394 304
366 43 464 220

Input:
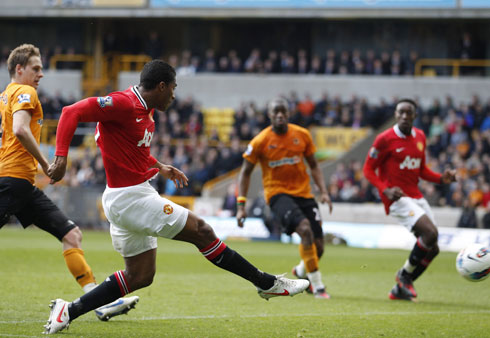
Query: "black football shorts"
0 177 76 241
269 193 323 238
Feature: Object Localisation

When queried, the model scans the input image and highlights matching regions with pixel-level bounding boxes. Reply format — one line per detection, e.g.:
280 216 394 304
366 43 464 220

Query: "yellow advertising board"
312 127 369 159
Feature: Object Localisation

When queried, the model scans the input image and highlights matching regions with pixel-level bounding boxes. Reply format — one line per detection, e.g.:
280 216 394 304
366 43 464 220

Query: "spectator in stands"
144 31 163 60
380 51 391 75
221 182 238 217
218 56 230 73
457 199 478 228
202 48 217 72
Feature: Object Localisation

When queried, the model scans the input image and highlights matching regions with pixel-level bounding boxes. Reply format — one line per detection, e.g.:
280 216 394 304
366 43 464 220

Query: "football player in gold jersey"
0 44 138 320
237 97 333 299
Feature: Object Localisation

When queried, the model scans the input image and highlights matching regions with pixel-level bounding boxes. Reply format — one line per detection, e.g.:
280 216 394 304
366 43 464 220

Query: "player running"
43 60 309 334
0 44 138 322
236 98 333 299
363 98 456 301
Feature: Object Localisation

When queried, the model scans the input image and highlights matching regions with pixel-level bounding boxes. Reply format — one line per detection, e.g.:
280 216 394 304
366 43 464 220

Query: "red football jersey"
56 86 159 188
363 125 441 214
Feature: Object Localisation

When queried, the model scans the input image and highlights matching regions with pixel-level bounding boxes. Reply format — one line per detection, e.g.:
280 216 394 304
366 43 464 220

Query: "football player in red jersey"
43 60 309 334
363 98 456 301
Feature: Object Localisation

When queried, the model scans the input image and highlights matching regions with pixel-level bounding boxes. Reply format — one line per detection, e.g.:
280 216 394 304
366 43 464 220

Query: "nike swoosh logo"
56 304 66 323
97 299 124 310
264 289 289 296
467 255 480 262
136 118 143 122
396 148 404 152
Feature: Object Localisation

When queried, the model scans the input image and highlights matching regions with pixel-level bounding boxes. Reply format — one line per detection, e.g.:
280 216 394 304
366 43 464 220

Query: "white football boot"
43 299 70 334
257 274 310 300
95 296 139 321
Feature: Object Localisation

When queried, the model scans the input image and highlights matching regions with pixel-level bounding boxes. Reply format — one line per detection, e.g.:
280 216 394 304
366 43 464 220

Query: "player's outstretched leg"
174 213 310 300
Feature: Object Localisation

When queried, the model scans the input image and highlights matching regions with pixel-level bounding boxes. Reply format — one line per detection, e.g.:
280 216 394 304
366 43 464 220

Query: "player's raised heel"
43 299 70 334
257 273 310 300
95 296 140 321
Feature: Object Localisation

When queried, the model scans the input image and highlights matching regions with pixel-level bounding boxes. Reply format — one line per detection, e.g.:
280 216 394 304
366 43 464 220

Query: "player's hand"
320 192 333 214
383 186 405 201
236 207 247 228
441 169 457 184
160 164 188 189
48 156 68 184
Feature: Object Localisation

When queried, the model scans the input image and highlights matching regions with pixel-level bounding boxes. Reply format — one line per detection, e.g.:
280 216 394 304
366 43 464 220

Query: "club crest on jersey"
17 93 31 104
293 138 299 145
369 147 379 159
0 93 7 104
417 142 424 152
400 155 421 170
163 204 173 215
97 96 113 108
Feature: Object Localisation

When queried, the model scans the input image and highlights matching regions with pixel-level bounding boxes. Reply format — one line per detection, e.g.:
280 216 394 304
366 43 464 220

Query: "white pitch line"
0 334 42 338
1 310 489 325
139 310 490 321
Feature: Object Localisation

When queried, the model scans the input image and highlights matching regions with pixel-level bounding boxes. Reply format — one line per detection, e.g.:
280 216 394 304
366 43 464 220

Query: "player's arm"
49 95 132 183
363 139 403 201
420 161 456 185
12 109 50 176
149 156 188 189
305 154 332 214
236 159 255 228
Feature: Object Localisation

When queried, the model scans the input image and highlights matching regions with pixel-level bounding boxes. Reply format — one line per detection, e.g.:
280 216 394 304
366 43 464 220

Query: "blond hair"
7 44 41 77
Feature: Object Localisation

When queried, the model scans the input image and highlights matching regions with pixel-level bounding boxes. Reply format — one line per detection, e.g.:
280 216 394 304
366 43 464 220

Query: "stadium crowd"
0 44 423 77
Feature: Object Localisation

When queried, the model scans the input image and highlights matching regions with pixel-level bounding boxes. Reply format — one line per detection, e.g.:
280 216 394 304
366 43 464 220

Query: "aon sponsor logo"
137 129 153 147
399 156 421 170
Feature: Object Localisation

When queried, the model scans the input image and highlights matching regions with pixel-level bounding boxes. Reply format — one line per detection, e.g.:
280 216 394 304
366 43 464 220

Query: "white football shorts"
102 181 188 257
389 196 436 230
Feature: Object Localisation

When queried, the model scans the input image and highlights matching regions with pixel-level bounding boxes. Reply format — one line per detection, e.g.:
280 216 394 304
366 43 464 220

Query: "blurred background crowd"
36 89 490 229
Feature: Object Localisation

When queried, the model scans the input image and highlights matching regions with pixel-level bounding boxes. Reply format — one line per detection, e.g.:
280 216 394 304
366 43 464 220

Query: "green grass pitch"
0 226 489 337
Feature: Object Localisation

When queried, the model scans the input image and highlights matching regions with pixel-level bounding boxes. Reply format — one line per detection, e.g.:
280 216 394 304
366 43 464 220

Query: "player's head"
268 97 290 134
394 98 417 135
139 59 177 111
7 44 43 89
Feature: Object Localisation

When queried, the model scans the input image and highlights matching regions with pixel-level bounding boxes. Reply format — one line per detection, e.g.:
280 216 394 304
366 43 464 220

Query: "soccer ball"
456 243 490 282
